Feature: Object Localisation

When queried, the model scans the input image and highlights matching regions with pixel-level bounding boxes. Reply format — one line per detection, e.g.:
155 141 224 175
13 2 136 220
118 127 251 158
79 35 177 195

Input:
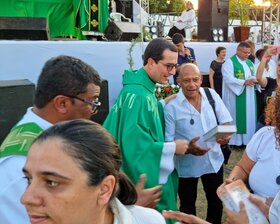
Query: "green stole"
0 122 43 157
230 55 254 134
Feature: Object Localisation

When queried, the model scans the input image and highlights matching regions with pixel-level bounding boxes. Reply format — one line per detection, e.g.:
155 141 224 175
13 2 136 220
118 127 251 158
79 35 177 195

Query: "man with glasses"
222 41 257 148
0 55 103 224
103 38 205 222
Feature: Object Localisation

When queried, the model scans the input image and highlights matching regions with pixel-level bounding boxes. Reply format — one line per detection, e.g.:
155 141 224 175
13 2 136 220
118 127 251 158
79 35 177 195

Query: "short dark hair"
34 55 102 108
32 119 137 205
255 48 266 61
143 38 177 65
237 41 251 49
216 46 226 56
172 33 184 45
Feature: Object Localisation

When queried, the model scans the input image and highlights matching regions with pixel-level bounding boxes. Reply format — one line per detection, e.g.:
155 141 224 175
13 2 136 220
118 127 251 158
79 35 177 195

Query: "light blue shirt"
164 88 232 177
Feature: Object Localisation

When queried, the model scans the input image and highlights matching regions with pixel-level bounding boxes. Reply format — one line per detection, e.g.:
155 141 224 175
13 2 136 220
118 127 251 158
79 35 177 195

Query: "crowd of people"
0 33 280 224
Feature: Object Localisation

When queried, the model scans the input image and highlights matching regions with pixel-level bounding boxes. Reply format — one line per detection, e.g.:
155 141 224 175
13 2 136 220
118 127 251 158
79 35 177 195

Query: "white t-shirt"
112 196 166 224
247 126 280 198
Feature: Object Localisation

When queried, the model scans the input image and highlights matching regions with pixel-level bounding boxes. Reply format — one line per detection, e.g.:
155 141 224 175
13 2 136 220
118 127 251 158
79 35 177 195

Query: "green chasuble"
0 122 43 157
230 55 255 134
103 68 177 223
73 0 109 33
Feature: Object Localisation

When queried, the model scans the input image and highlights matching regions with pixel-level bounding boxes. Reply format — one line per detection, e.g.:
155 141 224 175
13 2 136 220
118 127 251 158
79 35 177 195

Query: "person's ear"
199 74 203 85
177 77 181 86
52 95 70 114
97 175 115 206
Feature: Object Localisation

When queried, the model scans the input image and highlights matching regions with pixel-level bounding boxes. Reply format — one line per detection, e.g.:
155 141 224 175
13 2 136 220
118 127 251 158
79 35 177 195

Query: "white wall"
0 40 240 107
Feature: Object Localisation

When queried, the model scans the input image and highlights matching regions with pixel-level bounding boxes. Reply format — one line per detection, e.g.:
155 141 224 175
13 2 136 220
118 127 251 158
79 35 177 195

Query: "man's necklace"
187 96 201 125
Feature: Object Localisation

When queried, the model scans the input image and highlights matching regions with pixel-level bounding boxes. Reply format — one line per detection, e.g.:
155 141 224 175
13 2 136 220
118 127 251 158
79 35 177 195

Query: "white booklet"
217 180 269 224
203 125 237 142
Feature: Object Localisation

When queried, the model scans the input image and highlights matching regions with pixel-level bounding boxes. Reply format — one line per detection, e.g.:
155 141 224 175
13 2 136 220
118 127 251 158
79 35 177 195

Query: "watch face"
213 29 218 35
213 36 218 42
219 36 224 41
144 26 150 32
218 28 223 35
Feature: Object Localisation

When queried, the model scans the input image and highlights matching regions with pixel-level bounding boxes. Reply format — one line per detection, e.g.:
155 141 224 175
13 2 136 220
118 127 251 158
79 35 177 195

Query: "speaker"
198 0 229 42
0 17 49 40
0 80 35 144
90 80 109 125
104 21 140 41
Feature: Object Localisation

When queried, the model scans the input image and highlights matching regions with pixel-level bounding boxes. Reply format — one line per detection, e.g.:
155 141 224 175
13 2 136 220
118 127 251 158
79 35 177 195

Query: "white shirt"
0 107 52 224
164 88 232 177
174 9 195 30
222 56 257 146
254 60 276 79
269 190 280 224
111 198 165 224
246 126 280 198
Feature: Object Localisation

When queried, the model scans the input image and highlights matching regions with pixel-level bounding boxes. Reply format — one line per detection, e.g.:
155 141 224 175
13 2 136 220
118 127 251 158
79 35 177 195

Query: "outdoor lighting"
212 28 224 42
145 25 158 39
254 0 271 7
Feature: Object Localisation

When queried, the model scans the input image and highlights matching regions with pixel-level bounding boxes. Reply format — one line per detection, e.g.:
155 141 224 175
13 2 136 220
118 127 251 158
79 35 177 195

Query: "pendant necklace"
187 102 195 125
187 96 201 125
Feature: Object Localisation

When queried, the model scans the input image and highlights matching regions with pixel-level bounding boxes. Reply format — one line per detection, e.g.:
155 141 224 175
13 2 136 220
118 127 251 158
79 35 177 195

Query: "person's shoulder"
164 93 181 110
127 205 166 224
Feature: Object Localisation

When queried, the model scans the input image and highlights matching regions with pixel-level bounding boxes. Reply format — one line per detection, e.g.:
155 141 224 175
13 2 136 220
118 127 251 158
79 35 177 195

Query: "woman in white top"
167 1 195 38
20 119 165 224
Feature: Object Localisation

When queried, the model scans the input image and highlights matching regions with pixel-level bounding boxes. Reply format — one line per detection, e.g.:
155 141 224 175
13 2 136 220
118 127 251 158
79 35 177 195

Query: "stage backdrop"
0 40 242 107
0 0 109 38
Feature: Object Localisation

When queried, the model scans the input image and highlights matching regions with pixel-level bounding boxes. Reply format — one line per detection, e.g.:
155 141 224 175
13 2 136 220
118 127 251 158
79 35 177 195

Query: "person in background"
246 39 256 63
172 33 197 85
21 119 166 224
255 47 276 78
223 86 280 224
222 41 257 147
217 86 280 200
165 63 232 224
209 46 227 98
103 38 193 224
167 1 195 38
255 46 279 130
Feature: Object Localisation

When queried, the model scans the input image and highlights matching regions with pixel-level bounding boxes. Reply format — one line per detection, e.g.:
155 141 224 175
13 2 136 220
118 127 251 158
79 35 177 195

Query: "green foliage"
229 0 254 26
127 28 152 70
149 0 185 14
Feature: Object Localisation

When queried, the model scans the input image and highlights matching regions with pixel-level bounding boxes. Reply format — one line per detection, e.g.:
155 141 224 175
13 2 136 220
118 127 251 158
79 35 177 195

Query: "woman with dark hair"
20 119 165 224
208 46 227 98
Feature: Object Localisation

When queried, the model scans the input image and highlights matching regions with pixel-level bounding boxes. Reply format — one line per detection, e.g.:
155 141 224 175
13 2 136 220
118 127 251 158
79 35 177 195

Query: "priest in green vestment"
103 38 190 223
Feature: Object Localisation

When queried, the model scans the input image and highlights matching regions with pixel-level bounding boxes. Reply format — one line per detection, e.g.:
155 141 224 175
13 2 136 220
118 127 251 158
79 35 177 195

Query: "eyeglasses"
65 95 101 112
158 62 179 72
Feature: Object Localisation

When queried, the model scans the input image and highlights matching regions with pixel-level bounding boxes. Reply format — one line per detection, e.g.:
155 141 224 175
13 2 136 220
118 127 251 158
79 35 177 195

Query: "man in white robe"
222 41 257 146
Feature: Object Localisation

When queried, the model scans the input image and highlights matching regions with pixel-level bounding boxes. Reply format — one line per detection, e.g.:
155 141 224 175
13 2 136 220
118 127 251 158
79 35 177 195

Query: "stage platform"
0 40 240 107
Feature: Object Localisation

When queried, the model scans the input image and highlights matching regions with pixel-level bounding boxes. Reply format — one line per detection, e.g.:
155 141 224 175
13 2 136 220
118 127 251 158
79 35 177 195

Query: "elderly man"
164 63 232 224
103 38 207 223
222 41 257 147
